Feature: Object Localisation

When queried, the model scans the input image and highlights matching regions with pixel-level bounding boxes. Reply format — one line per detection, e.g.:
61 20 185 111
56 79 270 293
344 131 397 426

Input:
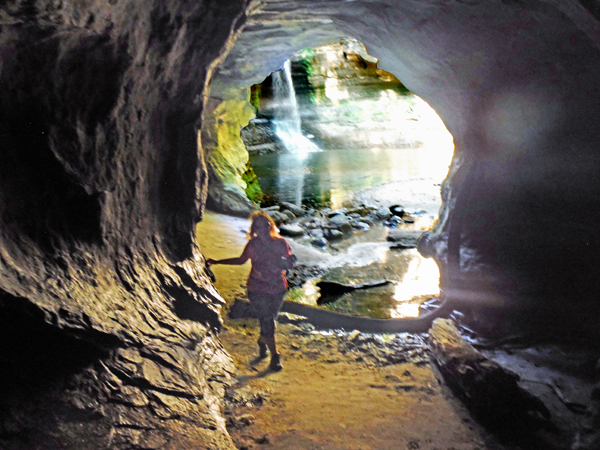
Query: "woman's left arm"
206 243 251 266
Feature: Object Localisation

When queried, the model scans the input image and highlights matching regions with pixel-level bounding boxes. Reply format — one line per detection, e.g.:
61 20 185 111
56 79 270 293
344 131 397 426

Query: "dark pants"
247 290 286 338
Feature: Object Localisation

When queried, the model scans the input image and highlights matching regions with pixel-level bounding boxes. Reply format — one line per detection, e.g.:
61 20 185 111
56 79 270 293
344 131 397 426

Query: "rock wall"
0 0 251 448
201 87 258 216
2 0 600 447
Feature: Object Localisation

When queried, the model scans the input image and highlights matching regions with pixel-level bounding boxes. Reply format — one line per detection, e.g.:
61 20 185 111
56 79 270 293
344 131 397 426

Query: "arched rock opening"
1 0 600 448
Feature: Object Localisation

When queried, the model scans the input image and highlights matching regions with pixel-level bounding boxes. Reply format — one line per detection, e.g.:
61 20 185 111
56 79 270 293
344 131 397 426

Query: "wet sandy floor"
196 211 500 450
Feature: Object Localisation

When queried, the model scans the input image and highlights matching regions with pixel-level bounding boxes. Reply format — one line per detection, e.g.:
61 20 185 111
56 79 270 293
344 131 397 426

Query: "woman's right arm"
206 243 251 266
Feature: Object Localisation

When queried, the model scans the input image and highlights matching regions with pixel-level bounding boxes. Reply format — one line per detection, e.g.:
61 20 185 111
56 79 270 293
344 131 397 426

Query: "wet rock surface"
0 0 250 448
429 319 600 450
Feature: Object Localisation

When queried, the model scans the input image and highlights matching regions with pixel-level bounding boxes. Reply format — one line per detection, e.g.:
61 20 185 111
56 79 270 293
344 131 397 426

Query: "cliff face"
2 0 600 447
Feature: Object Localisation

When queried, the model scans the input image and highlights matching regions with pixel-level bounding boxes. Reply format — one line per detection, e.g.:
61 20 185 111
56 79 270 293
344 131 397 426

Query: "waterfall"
271 60 320 156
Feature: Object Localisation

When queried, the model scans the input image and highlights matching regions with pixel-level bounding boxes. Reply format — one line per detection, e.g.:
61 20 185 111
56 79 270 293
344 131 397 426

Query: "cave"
1 1 600 449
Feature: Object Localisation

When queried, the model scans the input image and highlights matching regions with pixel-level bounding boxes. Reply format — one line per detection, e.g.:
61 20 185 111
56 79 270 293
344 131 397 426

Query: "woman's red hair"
249 211 282 240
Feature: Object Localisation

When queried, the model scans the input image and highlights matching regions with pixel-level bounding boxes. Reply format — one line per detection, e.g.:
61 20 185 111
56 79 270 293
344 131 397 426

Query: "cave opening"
230 38 455 320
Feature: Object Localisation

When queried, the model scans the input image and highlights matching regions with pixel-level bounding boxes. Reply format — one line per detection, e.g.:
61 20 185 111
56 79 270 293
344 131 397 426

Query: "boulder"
428 319 552 445
386 229 424 248
280 202 305 217
279 224 305 237
266 210 288 225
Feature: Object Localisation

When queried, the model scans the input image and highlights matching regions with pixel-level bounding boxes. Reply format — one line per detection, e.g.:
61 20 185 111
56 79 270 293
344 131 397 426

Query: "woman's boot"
269 352 283 371
264 337 282 371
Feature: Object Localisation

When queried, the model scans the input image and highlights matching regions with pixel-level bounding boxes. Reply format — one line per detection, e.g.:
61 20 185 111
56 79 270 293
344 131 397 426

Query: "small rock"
387 229 424 247
282 210 296 221
308 229 324 238
324 229 343 241
340 222 353 234
348 330 361 342
262 205 280 212
351 221 370 231
390 205 405 217
328 214 350 227
237 414 255 426
375 207 392 220
254 434 270 444
328 209 345 218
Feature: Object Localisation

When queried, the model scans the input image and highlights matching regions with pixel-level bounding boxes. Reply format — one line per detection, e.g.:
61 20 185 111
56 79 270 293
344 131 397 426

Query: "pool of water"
288 225 441 319
250 146 451 210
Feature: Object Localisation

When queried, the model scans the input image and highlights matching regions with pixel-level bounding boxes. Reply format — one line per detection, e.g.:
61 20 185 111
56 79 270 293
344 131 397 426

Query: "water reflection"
290 242 441 319
251 146 450 210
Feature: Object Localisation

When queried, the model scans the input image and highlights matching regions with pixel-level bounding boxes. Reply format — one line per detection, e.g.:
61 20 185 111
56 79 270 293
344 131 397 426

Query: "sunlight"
392 252 440 303
325 77 349 103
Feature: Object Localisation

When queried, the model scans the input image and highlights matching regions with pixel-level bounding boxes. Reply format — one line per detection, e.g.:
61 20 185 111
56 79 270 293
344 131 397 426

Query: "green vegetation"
249 84 261 111
296 48 316 77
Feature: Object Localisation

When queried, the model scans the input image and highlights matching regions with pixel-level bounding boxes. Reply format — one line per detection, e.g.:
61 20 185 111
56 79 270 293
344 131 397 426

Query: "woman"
206 212 296 371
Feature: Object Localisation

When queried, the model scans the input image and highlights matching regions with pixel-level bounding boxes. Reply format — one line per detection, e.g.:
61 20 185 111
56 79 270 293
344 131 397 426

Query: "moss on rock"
241 161 263 205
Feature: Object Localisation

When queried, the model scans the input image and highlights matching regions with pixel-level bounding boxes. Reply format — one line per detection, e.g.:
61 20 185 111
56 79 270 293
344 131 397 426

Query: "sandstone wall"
201 87 258 216
0 0 251 448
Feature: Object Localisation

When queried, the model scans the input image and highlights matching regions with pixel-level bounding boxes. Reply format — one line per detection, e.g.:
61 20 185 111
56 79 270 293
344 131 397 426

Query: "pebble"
375 207 392 220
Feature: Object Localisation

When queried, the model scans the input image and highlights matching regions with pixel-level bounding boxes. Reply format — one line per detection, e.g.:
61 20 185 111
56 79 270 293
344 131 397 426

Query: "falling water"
272 60 320 156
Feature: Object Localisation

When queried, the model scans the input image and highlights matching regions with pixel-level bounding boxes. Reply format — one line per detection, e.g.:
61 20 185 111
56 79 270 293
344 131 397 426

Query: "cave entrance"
240 38 454 320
